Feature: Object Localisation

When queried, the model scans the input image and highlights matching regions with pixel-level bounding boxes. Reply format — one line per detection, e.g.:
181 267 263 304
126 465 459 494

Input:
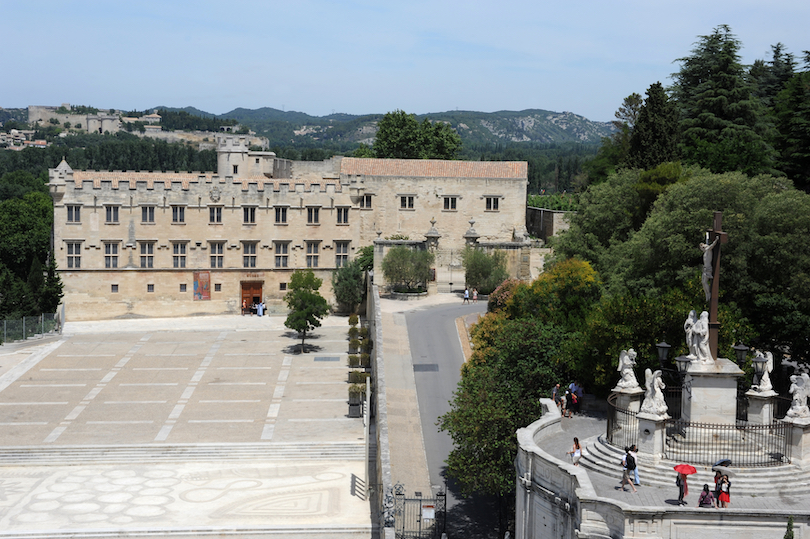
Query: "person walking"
621 448 637 492
676 472 688 505
629 445 640 486
567 437 582 466
463 287 470 304
562 390 571 418
717 475 731 508
472 288 478 303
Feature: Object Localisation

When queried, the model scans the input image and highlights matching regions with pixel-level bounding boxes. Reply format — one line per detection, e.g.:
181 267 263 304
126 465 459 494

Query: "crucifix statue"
703 211 728 361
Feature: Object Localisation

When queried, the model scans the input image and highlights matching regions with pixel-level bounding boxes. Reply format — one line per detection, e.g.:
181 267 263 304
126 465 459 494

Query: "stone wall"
526 206 572 242
515 399 810 539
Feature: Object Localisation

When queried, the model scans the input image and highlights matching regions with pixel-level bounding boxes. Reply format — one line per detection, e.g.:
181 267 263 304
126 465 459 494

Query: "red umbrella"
674 464 697 475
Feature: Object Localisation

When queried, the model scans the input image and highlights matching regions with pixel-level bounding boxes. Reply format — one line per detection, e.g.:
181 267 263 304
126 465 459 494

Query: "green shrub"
362 339 373 353
348 326 360 339
348 354 360 367
349 338 361 352
349 371 370 384
349 383 366 396
360 353 371 368
349 313 359 326
359 327 369 339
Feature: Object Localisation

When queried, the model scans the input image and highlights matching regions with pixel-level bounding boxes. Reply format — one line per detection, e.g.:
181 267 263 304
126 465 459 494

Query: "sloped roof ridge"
340 157 527 179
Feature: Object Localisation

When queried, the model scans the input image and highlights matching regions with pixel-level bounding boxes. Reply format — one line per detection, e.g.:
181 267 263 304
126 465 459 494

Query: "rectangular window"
400 196 414 209
139 242 154 268
180 284 187 292
443 196 457 210
209 207 222 223
173 243 186 268
275 242 289 268
233 165 238 175
210 242 224 268
307 207 320 224
141 206 155 223
104 242 118 268
306 242 319 268
105 205 119 223
275 206 287 224
243 242 257 268
337 207 349 224
147 284 154 293
359 195 372 209
335 241 349 268
279 282 287 291
214 283 222 292
486 197 500 211
172 206 185 223
67 205 81 223
111 284 119 293
66 241 81 268
243 206 256 224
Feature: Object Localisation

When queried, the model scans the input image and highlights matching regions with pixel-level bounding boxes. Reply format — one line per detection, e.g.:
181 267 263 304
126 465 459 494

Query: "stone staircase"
0 441 369 465
579 434 810 497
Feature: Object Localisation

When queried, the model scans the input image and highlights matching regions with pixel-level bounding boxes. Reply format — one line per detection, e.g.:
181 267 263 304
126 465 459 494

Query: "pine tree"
774 70 810 191
671 25 775 175
628 82 680 169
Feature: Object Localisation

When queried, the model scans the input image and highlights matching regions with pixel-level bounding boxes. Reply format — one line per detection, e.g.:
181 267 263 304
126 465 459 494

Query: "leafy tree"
671 25 775 175
352 143 375 158
381 246 434 292
373 110 461 159
40 256 64 313
332 259 365 313
0 171 48 201
355 245 374 272
628 82 680 169
439 314 565 537
284 270 329 352
774 70 810 191
462 247 508 295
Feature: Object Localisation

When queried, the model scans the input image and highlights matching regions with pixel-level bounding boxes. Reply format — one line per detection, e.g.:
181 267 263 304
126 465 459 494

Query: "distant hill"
155 106 614 147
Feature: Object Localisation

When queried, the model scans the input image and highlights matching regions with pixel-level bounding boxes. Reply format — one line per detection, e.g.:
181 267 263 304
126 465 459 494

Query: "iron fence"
2 314 58 343
606 393 639 450
392 483 446 539
664 418 792 467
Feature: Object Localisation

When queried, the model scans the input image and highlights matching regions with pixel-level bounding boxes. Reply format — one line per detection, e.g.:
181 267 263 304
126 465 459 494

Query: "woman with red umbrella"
674 464 696 506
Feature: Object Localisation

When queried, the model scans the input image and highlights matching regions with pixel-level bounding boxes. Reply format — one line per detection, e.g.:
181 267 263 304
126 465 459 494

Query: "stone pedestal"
680 357 744 425
783 417 810 462
745 389 777 425
613 387 644 413
636 412 667 462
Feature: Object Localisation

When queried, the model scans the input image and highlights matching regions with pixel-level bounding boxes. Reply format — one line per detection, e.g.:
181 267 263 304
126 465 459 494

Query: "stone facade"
49 135 529 320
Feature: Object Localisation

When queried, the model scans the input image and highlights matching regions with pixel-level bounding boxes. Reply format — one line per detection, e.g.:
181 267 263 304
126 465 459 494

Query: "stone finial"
463 219 479 246
425 217 441 250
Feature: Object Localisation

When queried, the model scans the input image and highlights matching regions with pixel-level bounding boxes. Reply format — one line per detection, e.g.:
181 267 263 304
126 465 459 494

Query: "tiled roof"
340 158 527 179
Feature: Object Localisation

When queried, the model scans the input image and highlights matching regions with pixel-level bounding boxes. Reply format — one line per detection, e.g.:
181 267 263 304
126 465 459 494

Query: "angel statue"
614 349 640 390
752 350 774 393
639 368 669 418
786 372 810 420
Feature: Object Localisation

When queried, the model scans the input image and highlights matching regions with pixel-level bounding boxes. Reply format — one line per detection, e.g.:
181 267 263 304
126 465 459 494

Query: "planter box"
348 403 363 418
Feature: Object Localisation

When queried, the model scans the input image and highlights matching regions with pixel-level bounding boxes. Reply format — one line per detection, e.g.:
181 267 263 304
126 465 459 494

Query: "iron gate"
393 483 446 539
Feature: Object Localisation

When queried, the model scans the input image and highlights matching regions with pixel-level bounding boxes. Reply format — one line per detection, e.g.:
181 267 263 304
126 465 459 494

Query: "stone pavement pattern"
542 413 810 512
0 314 371 538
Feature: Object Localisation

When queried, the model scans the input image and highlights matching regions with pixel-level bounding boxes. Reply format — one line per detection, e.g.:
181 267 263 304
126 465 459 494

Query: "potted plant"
348 384 366 417
348 354 360 367
348 326 360 339
349 338 361 354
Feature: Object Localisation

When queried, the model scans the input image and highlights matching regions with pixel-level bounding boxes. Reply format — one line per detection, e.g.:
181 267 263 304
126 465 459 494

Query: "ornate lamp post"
733 342 749 367
656 341 672 371
675 355 692 400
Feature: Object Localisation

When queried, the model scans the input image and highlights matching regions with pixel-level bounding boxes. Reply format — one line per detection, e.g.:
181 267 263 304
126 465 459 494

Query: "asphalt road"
406 301 502 538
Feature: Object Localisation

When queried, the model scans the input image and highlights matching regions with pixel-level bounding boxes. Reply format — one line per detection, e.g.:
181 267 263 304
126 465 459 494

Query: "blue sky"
3 1 808 122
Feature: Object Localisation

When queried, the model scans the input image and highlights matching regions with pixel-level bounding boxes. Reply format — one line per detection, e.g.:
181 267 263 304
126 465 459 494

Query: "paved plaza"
0 314 371 538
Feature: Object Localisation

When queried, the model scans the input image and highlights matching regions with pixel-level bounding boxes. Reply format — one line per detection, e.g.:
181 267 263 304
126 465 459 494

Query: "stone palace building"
48 134 536 321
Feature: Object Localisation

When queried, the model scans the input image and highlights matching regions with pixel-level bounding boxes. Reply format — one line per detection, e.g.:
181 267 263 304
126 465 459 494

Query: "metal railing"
2 314 58 344
606 393 639 449
664 419 792 467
